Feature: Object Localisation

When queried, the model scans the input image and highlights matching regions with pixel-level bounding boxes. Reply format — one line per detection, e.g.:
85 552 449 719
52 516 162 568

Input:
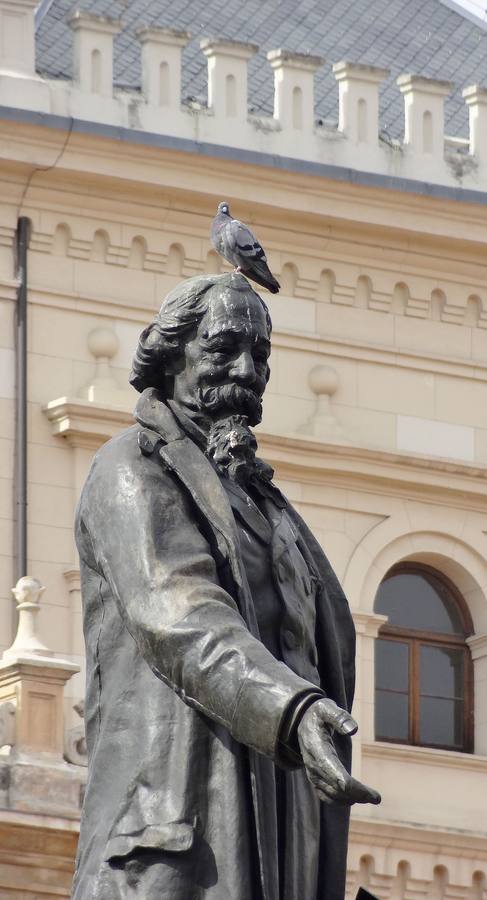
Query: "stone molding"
467 631 487 660
63 570 81 595
0 278 19 302
0 813 79 895
42 396 487 504
350 813 487 855
352 611 388 637
44 397 134 450
362 739 487 773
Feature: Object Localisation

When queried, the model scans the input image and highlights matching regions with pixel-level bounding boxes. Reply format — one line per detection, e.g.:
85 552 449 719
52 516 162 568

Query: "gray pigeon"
210 201 280 294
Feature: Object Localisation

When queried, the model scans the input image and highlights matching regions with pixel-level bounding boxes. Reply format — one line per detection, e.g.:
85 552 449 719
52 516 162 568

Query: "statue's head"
130 273 272 426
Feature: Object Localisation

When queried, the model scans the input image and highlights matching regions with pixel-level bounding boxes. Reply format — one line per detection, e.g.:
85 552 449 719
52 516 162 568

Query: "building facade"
0 0 487 896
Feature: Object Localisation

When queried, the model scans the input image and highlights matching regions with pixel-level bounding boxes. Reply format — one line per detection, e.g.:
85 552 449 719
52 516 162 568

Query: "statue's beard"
206 415 263 486
197 383 263 426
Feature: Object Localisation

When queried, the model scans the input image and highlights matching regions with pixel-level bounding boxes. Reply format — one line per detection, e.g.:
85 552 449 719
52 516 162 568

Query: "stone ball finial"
11 576 45 606
87 327 119 361
308 365 339 397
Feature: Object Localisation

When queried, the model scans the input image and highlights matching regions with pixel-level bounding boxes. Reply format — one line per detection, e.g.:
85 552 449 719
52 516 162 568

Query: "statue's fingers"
313 779 357 806
316 699 358 736
315 787 351 806
341 776 381 805
305 759 348 795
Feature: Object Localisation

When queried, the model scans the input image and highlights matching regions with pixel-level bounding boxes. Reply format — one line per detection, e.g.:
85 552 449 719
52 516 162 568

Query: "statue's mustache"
197 383 263 422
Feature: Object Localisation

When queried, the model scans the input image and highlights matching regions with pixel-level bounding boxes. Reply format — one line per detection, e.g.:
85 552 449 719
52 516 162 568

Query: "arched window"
374 563 473 751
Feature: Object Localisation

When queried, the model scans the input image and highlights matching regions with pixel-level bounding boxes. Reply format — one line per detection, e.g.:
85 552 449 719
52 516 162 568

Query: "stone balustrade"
1 2 487 189
0 576 85 817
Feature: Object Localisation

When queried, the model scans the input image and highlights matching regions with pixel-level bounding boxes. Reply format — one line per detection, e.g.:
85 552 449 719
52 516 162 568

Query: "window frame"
375 562 474 753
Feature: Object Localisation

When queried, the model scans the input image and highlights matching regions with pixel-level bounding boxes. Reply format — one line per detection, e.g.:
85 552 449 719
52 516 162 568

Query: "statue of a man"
72 273 379 900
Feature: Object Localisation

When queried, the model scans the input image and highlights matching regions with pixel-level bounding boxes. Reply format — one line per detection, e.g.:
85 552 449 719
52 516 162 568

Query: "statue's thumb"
322 702 358 736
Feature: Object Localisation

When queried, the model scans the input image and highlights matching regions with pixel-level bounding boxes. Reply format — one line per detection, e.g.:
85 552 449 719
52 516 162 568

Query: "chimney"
463 85 487 163
267 49 323 132
200 38 257 120
137 26 190 108
68 10 121 98
0 0 38 76
397 74 452 158
333 61 389 145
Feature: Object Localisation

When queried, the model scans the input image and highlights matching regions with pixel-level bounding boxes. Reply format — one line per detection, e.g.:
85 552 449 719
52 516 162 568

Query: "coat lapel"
134 389 259 633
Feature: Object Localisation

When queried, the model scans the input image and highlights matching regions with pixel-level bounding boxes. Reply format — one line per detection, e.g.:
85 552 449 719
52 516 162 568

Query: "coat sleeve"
76 431 320 765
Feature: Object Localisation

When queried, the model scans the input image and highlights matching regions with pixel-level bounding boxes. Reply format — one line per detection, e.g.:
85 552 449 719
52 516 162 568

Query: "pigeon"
210 201 280 294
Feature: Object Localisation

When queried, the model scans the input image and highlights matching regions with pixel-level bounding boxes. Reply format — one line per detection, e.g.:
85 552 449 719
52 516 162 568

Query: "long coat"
72 388 356 900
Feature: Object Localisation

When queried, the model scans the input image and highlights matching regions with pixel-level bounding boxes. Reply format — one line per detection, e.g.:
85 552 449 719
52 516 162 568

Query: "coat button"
283 628 298 650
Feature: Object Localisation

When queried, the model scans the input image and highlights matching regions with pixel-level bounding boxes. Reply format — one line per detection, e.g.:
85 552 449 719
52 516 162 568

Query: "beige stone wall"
1 116 487 895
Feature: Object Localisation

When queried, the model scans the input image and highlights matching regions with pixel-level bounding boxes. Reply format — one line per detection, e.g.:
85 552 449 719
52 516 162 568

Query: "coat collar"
134 388 247 599
134 387 186 443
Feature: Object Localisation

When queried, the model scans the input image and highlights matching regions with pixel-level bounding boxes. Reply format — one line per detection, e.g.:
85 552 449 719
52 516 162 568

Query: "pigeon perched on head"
210 201 280 294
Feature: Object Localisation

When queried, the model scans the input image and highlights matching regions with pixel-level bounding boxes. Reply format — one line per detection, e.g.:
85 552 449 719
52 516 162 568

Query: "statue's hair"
130 272 272 394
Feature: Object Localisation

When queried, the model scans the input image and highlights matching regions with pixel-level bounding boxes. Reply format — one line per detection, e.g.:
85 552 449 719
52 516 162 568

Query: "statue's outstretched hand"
297 698 381 807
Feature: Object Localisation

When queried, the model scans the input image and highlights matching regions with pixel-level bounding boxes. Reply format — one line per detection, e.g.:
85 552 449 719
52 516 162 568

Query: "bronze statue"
72 272 380 900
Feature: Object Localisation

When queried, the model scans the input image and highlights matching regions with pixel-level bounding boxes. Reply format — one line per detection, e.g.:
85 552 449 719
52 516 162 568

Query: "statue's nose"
229 350 256 384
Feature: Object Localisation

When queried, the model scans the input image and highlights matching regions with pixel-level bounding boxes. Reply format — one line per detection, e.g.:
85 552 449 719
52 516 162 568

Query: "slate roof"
35 0 487 140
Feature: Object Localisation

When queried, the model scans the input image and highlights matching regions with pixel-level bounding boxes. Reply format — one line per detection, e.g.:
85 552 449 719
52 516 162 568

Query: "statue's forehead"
203 285 268 334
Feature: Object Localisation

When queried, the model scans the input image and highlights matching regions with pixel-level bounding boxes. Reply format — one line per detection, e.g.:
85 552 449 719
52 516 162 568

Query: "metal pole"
15 217 29 581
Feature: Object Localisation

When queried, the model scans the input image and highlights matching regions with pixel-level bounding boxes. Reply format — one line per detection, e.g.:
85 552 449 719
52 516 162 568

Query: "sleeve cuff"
277 689 325 768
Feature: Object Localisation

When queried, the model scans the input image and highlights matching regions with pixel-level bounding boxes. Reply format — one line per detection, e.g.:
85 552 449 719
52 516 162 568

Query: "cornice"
257 430 487 506
43 396 134 449
2 114 487 243
42 397 487 504
362 739 487 773
26 287 487 387
350 813 487 856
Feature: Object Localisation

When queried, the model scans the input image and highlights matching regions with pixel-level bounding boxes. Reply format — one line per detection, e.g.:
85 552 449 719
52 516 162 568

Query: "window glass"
375 571 464 634
419 697 464 747
375 690 409 741
375 639 409 692
420 645 464 699
375 640 409 741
